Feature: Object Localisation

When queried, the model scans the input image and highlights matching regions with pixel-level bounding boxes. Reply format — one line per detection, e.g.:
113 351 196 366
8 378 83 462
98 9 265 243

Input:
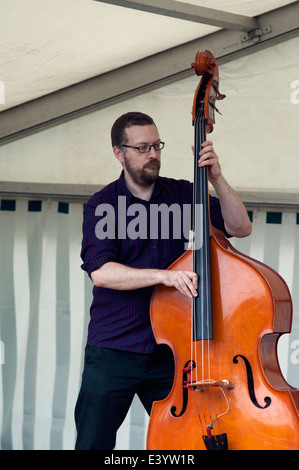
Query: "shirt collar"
118 170 163 202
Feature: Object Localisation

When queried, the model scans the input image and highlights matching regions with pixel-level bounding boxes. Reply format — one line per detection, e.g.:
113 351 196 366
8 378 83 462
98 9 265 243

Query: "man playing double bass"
75 111 252 450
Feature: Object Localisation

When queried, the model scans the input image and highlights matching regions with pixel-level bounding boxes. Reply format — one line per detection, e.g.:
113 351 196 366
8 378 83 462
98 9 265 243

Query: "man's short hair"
111 112 156 147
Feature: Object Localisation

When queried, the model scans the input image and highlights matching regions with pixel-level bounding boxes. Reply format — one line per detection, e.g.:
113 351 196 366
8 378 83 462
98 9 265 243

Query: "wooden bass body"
147 234 299 450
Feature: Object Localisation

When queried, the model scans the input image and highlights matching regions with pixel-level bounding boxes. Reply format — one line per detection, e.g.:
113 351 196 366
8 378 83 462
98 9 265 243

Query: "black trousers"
74 344 174 450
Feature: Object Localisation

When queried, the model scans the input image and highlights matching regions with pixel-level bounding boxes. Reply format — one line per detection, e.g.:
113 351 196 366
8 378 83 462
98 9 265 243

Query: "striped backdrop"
0 199 298 450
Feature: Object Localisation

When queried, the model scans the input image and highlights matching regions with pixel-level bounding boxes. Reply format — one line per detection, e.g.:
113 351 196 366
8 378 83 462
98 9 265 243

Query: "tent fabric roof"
0 0 297 111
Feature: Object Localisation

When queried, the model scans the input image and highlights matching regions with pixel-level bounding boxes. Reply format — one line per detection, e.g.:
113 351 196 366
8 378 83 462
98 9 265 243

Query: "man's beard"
123 155 160 187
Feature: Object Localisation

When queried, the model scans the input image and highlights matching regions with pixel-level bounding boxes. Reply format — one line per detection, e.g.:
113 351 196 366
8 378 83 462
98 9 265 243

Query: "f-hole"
171 360 196 417
233 355 271 409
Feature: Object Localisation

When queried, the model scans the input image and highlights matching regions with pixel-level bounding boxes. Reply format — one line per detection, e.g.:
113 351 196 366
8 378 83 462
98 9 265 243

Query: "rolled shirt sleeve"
80 197 119 277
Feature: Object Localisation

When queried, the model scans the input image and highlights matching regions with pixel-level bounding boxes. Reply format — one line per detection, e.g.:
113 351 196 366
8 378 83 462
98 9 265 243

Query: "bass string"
192 106 211 385
191 106 227 435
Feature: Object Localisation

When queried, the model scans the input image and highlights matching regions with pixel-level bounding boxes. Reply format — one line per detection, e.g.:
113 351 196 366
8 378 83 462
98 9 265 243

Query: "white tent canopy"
0 0 296 109
0 0 298 196
0 0 298 141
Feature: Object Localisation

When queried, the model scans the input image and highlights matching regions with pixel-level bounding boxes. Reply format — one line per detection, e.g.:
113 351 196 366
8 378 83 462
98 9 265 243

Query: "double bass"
147 50 299 450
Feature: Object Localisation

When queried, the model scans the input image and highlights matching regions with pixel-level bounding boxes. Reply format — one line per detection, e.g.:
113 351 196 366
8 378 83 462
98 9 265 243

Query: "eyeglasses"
120 142 165 153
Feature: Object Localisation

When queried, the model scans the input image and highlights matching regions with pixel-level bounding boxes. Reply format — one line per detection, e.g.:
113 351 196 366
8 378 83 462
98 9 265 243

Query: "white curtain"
0 199 298 449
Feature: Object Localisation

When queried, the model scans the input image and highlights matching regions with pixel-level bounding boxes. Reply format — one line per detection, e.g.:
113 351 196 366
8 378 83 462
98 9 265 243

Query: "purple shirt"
81 171 229 353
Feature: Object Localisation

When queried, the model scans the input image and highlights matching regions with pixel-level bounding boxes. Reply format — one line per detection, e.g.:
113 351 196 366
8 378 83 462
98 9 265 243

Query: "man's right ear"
113 146 125 164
